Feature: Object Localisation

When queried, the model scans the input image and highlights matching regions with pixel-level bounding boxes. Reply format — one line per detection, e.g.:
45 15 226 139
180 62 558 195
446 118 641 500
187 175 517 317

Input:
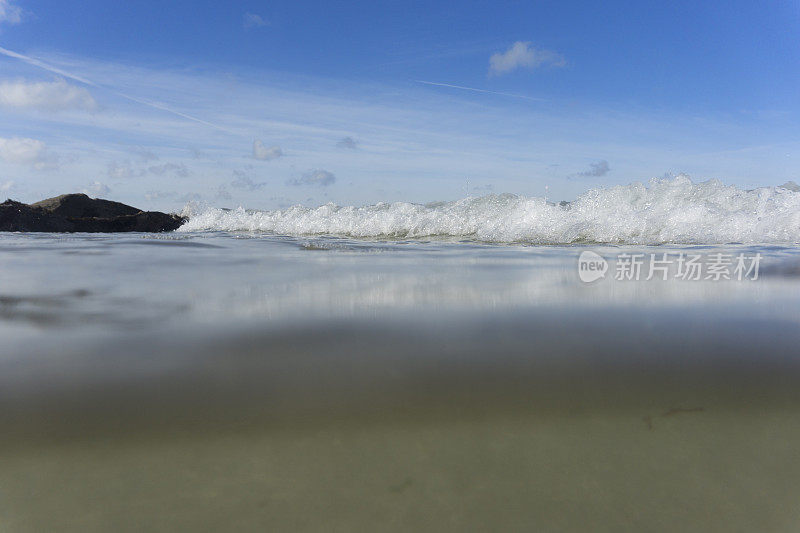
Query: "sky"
0 0 799 210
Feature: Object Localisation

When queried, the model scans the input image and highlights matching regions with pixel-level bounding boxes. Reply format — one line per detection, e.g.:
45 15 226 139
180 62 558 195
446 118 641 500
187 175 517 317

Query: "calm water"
2 231 800 532
2 232 800 338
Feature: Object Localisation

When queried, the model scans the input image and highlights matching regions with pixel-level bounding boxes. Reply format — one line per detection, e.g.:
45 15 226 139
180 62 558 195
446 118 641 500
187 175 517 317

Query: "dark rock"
31 194 142 218
0 194 186 233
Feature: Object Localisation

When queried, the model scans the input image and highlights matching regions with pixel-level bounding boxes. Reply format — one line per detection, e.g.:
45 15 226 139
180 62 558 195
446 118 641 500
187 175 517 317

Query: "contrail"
415 80 545 102
0 46 232 133
0 46 96 86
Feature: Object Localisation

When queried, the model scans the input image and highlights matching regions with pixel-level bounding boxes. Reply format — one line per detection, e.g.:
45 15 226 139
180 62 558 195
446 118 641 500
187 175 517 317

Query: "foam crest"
178 176 800 244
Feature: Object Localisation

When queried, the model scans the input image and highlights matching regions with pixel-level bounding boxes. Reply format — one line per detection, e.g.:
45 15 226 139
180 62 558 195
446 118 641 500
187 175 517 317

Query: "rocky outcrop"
0 194 186 233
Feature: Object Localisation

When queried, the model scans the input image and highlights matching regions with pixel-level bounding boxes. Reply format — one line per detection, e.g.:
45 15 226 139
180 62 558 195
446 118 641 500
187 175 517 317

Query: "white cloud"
107 160 189 179
0 46 230 132
577 160 611 177
231 169 267 191
489 42 566 76
107 160 143 179
0 137 59 169
0 49 791 207
244 13 268 28
253 139 282 161
0 179 13 192
289 169 336 187
0 0 22 25
133 147 159 162
176 192 202 203
148 162 190 177
144 190 200 203
0 79 97 112
337 136 358 149
83 181 110 196
145 190 172 201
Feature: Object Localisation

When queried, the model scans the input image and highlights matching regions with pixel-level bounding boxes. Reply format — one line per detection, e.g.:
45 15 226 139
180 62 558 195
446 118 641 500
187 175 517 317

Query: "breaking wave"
178 176 800 244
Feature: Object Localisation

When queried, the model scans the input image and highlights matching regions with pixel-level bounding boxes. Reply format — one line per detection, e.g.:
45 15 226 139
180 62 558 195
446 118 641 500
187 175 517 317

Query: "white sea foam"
178 176 800 244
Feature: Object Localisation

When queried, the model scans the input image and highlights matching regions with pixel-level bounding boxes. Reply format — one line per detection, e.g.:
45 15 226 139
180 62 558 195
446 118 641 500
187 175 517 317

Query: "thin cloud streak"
415 80 545 102
0 46 95 85
0 50 790 210
0 46 233 133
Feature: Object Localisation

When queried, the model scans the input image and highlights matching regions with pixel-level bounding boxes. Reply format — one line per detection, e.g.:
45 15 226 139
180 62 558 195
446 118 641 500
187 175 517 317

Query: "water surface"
2 229 800 532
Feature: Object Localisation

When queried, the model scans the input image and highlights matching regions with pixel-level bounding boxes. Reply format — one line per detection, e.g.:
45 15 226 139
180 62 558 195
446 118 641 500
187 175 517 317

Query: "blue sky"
0 0 798 210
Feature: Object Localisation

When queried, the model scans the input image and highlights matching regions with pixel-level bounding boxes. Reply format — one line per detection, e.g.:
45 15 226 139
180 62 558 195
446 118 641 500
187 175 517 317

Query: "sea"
2 176 800 532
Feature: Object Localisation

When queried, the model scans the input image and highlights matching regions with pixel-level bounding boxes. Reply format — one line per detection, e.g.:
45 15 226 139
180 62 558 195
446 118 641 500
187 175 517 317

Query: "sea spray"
178 176 800 244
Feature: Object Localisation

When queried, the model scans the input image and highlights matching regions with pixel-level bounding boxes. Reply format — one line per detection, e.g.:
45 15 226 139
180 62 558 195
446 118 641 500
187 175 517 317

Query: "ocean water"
2 177 800 532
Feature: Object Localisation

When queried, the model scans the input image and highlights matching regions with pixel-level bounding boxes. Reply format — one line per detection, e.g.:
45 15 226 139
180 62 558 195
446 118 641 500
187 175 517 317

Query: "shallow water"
2 231 799 338
2 230 800 532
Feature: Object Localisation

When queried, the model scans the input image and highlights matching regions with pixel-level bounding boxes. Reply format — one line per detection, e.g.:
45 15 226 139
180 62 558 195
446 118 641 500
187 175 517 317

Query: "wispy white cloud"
108 160 190 179
0 78 97 112
415 80 545 101
0 0 23 25
253 139 282 160
0 50 792 208
83 181 110 196
144 190 174 201
215 185 232 200
107 160 144 179
0 137 59 169
148 162 190 177
243 12 268 29
144 190 201 202
289 169 336 187
0 46 232 132
0 179 14 192
231 169 267 190
489 41 566 76
337 136 358 149
132 147 159 162
576 160 611 177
